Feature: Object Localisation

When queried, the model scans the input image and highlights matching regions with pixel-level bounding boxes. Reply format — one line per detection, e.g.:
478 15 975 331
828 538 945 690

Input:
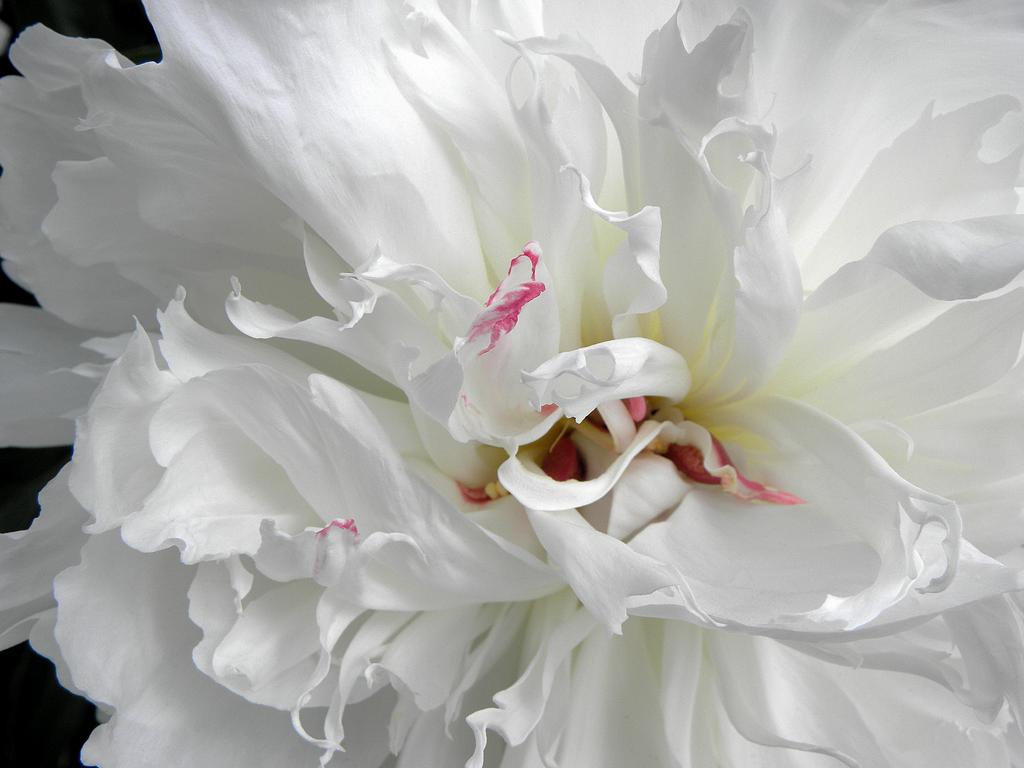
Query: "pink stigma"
317 518 360 539
623 396 648 422
457 482 491 504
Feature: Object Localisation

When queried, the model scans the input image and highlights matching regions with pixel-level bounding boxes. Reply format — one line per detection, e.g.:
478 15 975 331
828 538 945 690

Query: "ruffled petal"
566 167 666 338
521 337 690 420
0 466 87 649
711 629 1015 768
139 0 492 296
466 594 596 768
0 305 102 446
54 534 325 767
68 327 178 532
526 507 690 633
801 98 1023 288
865 215 1024 301
778 262 1024 424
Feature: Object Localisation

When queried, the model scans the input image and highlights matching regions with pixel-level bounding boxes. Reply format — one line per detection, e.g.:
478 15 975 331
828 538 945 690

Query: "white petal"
369 605 492 713
526 507 688 633
497 38 606 349
122 423 319 562
542 0 677 82
659 621 711 767
567 167 666 338
0 466 87 649
732 1 1024 285
605 453 688 540
227 277 456 415
140 0 492 296
0 28 158 333
711 629 1014 768
799 283 1024 424
69 327 178 532
639 9 753 149
386 5 531 274
54 534 323 766
800 97 1023 288
210 579 321 703
465 594 595 768
516 34 642 208
308 373 560 608
865 215 1024 300
554 621 675 767
522 337 690 420
157 290 315 384
706 397 978 630
0 305 101 446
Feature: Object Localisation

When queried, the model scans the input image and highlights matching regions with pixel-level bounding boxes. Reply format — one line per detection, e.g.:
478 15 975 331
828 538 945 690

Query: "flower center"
459 395 805 508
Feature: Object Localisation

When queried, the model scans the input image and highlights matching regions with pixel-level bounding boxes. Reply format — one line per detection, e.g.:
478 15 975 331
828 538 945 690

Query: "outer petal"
542 0 677 82
0 305 103 446
775 262 1024 424
466 594 596 768
709 0 1024 285
121 423 320 562
2 25 318 335
864 215 1024 301
800 98 1023 288
139 0 492 297
68 327 178 532
553 620 676 767
385 2 531 277
188 562 324 710
711 630 1014 768
0 465 87 649
0 27 156 333
53 533 326 767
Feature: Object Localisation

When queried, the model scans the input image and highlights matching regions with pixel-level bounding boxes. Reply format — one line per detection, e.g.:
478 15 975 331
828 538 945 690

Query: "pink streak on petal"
519 242 541 279
623 396 648 422
457 481 491 504
485 241 542 306
468 282 546 355
711 438 806 505
539 403 559 416
317 518 360 539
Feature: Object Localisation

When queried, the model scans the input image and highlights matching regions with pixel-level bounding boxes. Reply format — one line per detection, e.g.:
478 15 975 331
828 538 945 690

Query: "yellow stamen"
484 481 508 500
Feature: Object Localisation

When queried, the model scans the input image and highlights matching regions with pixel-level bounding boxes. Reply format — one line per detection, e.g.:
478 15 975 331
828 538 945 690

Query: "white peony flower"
3 1 1024 766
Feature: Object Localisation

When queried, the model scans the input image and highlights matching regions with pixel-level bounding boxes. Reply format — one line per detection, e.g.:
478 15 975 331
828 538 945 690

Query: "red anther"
623 396 648 422
665 443 721 485
542 436 585 482
457 481 491 504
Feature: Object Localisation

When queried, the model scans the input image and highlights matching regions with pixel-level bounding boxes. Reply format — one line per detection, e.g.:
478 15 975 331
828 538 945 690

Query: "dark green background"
0 2 158 765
